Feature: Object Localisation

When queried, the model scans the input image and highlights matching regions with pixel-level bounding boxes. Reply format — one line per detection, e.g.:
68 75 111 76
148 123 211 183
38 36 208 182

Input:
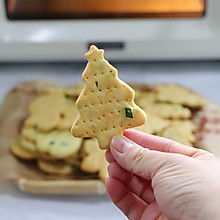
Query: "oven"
0 0 220 61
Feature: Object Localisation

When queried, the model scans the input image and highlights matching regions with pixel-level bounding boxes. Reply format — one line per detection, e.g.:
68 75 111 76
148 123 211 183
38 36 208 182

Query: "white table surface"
0 61 220 220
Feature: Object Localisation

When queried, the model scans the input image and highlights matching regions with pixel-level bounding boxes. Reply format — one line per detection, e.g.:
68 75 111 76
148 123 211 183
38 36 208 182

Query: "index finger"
123 129 199 157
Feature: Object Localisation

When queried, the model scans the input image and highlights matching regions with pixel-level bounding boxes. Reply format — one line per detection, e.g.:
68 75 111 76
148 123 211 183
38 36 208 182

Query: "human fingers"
108 162 155 204
106 177 163 220
124 129 206 157
105 149 115 163
110 135 186 180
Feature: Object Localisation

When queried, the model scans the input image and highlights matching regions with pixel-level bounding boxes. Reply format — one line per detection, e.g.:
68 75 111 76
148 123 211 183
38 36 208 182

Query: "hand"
105 129 220 220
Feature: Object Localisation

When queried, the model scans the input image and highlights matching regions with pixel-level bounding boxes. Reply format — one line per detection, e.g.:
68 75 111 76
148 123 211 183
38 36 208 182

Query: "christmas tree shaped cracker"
71 45 146 149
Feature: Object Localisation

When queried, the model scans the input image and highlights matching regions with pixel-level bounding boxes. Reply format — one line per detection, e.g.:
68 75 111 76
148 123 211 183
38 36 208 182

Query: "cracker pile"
10 87 109 181
10 82 206 181
135 84 207 146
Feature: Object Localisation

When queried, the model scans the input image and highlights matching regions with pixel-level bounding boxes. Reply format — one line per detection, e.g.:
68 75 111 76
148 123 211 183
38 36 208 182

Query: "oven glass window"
6 0 206 19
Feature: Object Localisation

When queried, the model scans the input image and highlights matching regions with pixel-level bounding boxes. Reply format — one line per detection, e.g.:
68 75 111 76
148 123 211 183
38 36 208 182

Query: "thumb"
110 135 183 180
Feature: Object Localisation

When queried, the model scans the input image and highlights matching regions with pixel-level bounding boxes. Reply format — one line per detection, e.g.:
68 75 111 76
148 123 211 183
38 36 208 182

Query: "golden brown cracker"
17 133 60 161
65 153 81 166
20 137 37 152
37 130 82 159
155 84 207 107
159 120 196 146
135 112 169 134
65 83 84 97
169 120 196 143
137 91 191 119
24 93 66 132
160 127 193 146
149 103 191 119
21 127 82 159
71 45 146 149
58 100 78 130
38 159 74 175
10 137 38 160
39 153 57 161
135 91 156 107
80 138 108 181
40 86 65 95
42 84 83 98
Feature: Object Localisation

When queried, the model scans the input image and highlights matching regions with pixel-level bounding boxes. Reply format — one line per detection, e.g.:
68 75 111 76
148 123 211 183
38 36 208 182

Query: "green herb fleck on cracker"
125 107 133 118
49 141 55 146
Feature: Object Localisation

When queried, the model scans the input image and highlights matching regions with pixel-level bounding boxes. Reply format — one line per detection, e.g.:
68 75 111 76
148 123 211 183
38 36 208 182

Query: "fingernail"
105 177 110 185
111 135 134 154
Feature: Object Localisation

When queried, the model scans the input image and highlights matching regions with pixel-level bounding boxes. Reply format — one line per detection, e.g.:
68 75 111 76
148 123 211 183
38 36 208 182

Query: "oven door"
0 0 220 61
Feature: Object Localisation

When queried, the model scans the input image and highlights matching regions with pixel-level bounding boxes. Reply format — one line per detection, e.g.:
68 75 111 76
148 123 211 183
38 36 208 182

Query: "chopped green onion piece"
95 81 98 87
49 141 55 146
125 107 133 118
